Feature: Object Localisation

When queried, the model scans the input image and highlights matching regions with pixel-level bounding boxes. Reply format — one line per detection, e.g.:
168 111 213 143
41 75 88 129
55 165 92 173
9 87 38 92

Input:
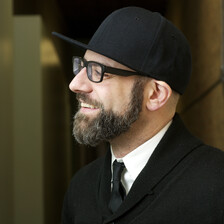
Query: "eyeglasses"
72 56 139 83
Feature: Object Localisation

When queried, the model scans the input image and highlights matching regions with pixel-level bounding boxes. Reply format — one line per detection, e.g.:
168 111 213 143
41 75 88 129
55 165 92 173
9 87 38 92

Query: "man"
53 7 224 224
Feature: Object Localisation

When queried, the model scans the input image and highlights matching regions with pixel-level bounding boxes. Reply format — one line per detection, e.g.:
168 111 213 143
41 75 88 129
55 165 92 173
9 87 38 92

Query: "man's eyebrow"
83 57 112 68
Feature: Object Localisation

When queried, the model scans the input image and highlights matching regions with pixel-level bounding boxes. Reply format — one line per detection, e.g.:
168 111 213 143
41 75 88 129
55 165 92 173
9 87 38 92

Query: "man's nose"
69 67 93 93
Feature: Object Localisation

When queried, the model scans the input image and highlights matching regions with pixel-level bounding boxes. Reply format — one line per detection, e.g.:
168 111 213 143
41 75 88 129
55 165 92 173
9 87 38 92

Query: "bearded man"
53 7 224 224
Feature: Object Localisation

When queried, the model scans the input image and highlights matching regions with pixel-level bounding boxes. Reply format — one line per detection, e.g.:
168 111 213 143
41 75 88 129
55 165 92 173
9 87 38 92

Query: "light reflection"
41 38 60 66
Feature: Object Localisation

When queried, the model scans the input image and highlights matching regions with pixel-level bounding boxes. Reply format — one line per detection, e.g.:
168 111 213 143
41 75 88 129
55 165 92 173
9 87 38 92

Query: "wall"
0 1 72 222
13 16 44 224
0 0 13 223
168 0 224 150
12 16 71 224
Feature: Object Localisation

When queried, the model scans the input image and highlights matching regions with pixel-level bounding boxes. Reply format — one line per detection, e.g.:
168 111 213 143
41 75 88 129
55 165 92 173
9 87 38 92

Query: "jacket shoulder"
70 155 106 186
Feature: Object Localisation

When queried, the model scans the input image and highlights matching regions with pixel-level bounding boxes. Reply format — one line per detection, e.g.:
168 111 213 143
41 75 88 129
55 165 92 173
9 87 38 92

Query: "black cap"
53 7 192 94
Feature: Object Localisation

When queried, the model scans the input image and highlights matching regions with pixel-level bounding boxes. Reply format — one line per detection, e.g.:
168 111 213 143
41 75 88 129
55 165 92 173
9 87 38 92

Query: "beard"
72 78 146 147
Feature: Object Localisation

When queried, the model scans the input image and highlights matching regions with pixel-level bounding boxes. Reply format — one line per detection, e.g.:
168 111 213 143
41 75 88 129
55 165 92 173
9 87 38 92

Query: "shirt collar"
111 120 172 180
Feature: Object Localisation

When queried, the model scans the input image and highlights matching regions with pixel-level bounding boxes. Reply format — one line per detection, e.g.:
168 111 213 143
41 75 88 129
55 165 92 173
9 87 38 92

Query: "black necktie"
108 160 126 213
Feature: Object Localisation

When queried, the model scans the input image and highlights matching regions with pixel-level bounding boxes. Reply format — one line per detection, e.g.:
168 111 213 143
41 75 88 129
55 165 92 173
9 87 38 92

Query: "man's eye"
95 70 101 76
91 64 101 76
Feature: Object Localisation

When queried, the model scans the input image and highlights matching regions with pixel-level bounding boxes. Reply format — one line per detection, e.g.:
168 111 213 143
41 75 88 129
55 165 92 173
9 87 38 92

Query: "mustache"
76 93 103 109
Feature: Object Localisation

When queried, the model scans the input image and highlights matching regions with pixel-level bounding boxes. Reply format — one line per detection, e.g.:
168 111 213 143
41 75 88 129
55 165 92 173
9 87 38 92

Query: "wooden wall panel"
168 0 224 150
0 0 13 223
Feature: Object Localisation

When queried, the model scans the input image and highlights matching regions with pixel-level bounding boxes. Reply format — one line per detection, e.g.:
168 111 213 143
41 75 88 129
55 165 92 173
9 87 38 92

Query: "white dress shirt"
111 120 172 194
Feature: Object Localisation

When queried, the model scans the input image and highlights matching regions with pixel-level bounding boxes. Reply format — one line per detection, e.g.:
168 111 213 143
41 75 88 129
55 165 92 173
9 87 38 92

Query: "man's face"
69 50 146 146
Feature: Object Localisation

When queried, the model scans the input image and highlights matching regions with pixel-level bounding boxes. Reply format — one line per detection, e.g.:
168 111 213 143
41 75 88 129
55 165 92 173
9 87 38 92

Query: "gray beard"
72 78 145 147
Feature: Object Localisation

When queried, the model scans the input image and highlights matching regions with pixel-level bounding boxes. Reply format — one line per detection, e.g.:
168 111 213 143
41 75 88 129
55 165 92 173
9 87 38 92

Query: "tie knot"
112 160 125 182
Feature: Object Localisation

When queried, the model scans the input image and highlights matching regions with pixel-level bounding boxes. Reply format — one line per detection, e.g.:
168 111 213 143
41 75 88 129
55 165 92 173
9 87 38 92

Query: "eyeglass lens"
73 57 103 82
73 57 84 75
88 63 103 82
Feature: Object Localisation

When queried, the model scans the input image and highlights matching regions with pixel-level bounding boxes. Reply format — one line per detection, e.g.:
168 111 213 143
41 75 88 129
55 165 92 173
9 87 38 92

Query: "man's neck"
110 115 173 158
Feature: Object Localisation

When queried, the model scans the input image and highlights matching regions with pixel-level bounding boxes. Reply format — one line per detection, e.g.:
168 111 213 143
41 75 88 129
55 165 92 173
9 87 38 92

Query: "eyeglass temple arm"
105 67 139 77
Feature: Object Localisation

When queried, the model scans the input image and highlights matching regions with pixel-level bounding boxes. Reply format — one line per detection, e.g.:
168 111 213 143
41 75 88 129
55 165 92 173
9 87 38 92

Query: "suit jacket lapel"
104 114 203 223
98 147 113 219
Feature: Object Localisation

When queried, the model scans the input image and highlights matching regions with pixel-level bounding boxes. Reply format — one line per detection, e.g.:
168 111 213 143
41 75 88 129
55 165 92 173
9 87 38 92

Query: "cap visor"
52 31 88 50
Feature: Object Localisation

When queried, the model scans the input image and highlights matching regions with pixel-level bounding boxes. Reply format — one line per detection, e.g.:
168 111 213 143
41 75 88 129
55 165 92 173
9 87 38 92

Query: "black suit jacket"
62 114 224 224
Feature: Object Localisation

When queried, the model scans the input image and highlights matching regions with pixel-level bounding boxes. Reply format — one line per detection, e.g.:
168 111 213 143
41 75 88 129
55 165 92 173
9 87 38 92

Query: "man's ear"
146 80 172 111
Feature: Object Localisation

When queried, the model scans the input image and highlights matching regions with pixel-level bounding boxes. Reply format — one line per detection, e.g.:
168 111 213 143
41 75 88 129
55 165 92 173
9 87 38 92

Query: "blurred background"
1 0 224 223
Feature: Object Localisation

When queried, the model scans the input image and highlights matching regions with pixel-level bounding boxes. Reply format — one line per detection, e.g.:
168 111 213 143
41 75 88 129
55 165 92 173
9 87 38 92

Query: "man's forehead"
84 50 111 65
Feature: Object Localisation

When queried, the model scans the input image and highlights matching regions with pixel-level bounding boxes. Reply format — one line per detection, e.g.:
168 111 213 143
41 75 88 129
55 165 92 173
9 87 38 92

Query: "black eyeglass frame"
72 56 140 83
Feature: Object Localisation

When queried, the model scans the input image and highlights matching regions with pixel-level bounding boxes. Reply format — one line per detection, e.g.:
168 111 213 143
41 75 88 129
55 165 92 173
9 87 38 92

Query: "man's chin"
73 111 98 130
